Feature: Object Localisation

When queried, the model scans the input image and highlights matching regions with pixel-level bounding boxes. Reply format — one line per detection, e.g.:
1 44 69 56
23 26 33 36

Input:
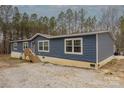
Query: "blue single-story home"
10 31 115 69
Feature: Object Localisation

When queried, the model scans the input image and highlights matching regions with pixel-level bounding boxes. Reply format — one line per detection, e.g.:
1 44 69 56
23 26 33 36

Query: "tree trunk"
3 30 7 54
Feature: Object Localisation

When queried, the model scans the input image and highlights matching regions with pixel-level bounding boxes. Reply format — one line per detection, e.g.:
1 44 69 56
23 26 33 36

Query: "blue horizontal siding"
11 42 23 53
11 35 96 62
98 33 114 62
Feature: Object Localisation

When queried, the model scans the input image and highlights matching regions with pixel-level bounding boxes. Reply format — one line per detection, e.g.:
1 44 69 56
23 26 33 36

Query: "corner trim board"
96 33 98 68
98 55 114 68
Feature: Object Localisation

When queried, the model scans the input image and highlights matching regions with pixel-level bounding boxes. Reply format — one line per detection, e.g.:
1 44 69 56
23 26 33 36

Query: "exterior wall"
11 35 96 62
29 35 48 53
11 40 31 53
11 42 23 52
98 33 114 62
30 35 96 62
10 32 115 68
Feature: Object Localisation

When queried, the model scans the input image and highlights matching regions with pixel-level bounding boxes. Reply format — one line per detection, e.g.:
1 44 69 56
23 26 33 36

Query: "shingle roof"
11 31 116 42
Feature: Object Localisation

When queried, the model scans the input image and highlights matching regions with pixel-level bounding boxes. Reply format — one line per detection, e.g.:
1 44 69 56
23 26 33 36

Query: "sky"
17 5 124 19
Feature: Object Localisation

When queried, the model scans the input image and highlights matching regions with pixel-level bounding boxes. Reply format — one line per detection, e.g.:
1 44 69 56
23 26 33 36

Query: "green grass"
108 59 117 65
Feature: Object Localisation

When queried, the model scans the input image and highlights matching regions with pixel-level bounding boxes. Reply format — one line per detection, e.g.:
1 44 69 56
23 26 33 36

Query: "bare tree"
100 6 119 32
66 9 73 34
79 8 86 32
74 11 79 33
12 6 21 40
0 5 13 54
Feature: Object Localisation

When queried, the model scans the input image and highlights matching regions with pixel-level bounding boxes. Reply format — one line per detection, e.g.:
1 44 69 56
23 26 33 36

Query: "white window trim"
23 42 29 50
13 42 18 50
38 40 49 52
64 38 83 55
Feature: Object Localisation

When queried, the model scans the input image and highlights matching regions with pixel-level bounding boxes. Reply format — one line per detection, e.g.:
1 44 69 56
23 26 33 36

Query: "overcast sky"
17 5 123 18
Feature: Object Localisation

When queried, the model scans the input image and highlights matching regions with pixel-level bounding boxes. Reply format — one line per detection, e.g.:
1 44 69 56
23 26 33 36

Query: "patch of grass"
104 71 113 75
101 59 118 69
108 59 117 65
42 61 50 65
10 57 32 63
9 57 20 60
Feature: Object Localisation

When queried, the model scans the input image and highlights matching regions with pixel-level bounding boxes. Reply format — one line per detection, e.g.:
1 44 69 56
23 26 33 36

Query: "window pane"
44 42 48 47
44 46 48 51
23 42 28 50
66 40 72 52
66 47 72 52
74 40 81 46
66 40 72 46
74 40 81 53
44 41 48 51
13 43 17 50
74 47 81 52
39 42 43 50
14 43 17 46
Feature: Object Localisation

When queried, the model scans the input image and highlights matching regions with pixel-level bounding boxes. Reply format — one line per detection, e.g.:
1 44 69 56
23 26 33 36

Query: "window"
74 40 81 53
65 38 83 55
38 40 49 52
13 43 17 50
66 40 72 52
44 41 49 51
23 42 28 50
39 42 43 50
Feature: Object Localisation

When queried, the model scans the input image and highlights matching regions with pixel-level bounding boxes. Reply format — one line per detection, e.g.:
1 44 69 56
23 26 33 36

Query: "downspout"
96 33 99 69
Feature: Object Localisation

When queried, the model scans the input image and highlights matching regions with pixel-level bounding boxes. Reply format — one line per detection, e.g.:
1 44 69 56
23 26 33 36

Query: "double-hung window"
65 38 83 55
23 42 28 50
38 40 49 52
13 43 17 50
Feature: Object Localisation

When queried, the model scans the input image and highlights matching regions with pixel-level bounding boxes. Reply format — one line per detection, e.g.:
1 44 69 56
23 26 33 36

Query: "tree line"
0 5 123 54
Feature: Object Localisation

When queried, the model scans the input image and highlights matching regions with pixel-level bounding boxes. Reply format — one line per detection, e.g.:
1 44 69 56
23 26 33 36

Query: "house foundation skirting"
38 55 96 69
11 51 24 59
98 55 114 68
11 51 114 69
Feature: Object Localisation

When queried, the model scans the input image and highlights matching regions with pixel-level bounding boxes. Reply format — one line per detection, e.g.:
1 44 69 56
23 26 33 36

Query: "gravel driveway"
0 61 124 88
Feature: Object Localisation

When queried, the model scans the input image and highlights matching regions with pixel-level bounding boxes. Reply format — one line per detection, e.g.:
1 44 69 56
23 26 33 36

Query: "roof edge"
10 33 51 42
11 31 114 42
50 31 110 39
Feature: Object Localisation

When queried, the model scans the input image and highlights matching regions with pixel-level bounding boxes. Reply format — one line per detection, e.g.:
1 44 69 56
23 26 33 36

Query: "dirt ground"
0 55 124 88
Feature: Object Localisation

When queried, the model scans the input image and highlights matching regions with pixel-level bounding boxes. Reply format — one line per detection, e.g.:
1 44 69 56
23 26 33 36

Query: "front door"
31 41 36 53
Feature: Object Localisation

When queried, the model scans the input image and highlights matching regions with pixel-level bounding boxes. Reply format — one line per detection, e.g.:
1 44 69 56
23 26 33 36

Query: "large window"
38 40 49 52
23 42 28 50
13 43 17 50
65 38 83 55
